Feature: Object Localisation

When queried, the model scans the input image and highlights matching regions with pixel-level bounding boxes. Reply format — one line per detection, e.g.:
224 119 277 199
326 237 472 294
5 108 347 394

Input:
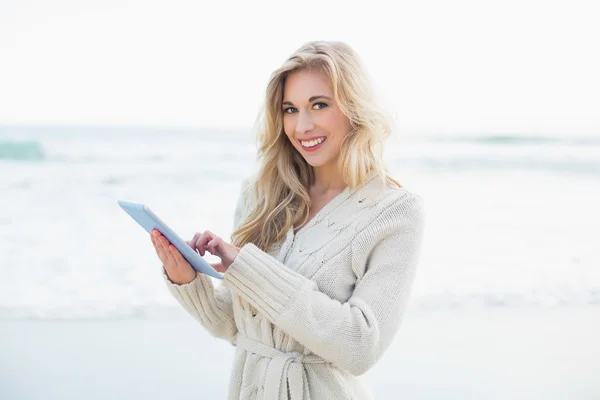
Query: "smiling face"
282 68 353 170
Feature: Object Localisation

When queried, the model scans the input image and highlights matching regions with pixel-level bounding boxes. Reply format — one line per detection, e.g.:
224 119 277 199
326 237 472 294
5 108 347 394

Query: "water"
1 126 599 319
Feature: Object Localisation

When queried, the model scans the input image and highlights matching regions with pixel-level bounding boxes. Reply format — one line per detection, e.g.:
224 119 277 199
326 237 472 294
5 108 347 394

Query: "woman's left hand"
188 230 240 273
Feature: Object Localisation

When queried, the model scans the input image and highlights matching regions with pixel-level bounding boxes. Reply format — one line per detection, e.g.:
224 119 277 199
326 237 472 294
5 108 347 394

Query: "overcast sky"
1 0 598 136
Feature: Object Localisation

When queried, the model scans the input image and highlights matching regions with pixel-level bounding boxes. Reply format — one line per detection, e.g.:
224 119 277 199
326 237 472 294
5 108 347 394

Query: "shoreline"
1 307 599 399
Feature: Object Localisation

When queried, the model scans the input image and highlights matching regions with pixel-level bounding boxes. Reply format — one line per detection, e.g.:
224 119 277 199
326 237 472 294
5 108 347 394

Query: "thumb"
210 262 226 273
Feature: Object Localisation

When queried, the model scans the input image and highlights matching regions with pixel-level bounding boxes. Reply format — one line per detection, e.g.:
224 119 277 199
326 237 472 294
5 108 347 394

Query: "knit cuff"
162 269 214 304
223 243 308 323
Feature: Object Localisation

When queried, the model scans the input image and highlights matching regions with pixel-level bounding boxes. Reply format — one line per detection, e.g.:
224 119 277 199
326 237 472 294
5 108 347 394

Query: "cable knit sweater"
162 171 425 400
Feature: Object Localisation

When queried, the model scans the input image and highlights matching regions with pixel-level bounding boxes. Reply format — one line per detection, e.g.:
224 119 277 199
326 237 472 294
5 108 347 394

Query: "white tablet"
118 200 224 280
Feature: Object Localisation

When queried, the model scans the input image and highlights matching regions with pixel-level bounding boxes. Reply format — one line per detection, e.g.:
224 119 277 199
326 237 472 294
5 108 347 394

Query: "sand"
1 307 598 399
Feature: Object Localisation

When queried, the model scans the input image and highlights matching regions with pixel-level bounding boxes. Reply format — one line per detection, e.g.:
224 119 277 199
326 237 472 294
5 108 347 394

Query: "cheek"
338 111 353 134
327 110 351 138
283 117 295 140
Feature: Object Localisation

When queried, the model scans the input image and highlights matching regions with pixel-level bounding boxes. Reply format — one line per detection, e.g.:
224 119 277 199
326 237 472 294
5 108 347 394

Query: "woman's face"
282 68 352 169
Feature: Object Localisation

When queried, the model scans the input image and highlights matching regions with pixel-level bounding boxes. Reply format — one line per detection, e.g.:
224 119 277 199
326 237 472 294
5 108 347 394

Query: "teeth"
300 137 325 148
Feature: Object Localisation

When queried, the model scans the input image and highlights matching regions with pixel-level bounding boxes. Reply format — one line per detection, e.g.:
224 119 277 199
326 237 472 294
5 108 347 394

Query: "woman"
150 41 425 400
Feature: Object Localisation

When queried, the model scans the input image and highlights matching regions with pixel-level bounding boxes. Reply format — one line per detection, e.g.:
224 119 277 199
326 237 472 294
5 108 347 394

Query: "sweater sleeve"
223 193 425 375
161 178 252 343
161 269 237 342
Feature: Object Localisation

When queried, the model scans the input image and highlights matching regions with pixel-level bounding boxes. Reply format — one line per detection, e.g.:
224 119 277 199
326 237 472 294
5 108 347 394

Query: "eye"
313 102 328 110
283 107 298 114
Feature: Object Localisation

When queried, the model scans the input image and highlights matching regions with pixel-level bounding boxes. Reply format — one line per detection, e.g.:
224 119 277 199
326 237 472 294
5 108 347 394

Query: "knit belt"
235 333 328 400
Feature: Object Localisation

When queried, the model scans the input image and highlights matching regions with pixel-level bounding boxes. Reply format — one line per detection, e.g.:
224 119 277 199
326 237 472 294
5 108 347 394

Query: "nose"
295 110 315 134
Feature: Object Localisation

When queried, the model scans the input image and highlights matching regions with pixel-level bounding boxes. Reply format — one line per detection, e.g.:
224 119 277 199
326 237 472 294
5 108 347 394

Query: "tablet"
117 200 224 280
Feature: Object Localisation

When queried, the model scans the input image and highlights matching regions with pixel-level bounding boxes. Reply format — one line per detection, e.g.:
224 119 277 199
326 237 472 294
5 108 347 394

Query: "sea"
1 125 599 320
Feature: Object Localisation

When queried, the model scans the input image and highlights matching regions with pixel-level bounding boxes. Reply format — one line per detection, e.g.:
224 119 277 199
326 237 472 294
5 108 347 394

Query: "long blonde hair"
231 40 400 252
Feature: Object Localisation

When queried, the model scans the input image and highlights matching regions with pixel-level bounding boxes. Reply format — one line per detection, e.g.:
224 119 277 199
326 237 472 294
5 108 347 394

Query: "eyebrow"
282 95 332 106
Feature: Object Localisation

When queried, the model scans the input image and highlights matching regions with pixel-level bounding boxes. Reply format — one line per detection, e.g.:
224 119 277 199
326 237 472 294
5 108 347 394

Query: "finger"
196 231 211 256
153 235 169 263
169 244 193 270
210 240 226 260
208 237 221 246
210 262 225 273
151 230 166 248
188 232 201 251
150 233 167 263
189 232 203 253
206 237 222 255
157 235 176 266
196 231 216 256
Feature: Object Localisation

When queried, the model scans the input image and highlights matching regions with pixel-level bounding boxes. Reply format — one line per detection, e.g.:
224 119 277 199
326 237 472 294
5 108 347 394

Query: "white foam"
1 128 599 319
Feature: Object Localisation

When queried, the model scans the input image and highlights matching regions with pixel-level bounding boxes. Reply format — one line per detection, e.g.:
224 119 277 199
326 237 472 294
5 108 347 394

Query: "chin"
305 161 322 168
303 156 331 168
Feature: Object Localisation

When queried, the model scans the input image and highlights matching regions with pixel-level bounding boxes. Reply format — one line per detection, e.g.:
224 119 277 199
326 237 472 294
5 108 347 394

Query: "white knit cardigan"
162 172 425 399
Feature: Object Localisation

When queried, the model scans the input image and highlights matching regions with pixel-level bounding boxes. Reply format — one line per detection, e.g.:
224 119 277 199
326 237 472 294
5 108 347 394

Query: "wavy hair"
231 40 400 252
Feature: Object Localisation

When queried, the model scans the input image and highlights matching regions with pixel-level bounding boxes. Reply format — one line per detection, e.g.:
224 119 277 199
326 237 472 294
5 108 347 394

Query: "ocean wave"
410 289 600 310
0 305 184 320
0 140 45 161
430 134 600 146
1 291 598 320
394 156 600 175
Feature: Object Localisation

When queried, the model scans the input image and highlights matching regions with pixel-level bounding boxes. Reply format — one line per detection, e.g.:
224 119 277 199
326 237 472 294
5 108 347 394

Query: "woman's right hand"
150 229 196 285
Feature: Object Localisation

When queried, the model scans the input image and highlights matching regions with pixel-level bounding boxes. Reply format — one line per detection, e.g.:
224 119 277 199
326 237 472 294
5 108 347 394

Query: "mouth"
299 136 327 151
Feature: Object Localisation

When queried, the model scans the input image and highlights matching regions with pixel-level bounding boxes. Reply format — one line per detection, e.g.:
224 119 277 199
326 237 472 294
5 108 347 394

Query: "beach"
2 0 600 397
1 126 599 399
2 307 599 400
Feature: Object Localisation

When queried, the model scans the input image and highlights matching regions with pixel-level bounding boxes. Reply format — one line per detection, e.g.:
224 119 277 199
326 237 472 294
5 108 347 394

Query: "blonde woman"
150 41 425 400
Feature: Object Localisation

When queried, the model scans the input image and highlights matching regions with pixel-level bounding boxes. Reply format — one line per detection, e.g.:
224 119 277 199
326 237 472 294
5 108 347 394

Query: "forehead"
283 68 333 101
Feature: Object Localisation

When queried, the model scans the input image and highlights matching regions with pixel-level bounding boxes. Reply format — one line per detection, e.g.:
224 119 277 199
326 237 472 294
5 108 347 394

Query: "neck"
311 163 346 195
